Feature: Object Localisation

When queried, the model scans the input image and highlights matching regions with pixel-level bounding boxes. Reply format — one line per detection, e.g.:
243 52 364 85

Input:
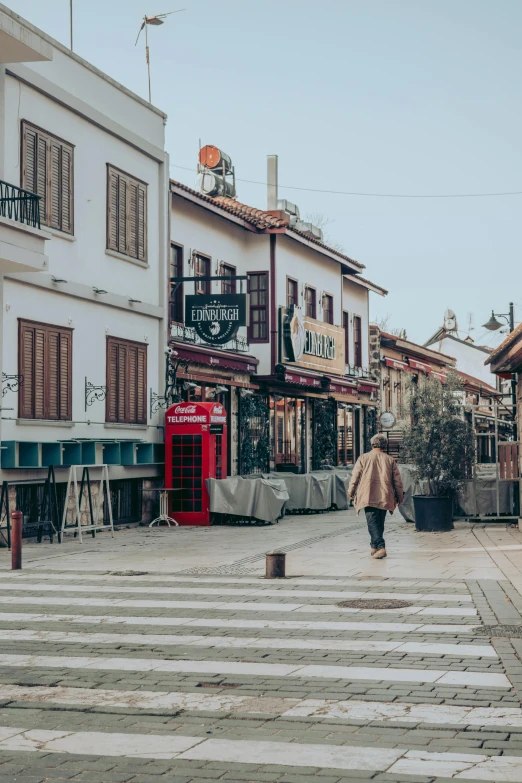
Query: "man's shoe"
373 549 387 559
371 548 377 555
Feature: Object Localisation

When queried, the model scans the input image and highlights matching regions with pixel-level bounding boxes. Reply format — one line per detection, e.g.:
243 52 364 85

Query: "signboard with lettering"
185 294 247 346
280 306 345 375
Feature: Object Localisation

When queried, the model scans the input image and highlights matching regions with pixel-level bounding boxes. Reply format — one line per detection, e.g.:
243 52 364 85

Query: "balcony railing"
0 181 41 229
170 322 250 353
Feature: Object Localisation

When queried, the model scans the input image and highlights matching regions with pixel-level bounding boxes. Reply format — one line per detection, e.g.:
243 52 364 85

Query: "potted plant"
401 371 475 531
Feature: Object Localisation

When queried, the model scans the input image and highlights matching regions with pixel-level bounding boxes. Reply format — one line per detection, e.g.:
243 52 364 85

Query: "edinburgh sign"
185 294 247 346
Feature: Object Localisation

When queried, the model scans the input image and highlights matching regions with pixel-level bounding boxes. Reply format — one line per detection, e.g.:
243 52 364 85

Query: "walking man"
348 433 404 559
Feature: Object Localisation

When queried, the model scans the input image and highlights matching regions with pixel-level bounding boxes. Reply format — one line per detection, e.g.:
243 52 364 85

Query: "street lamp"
135 9 185 103
482 302 516 438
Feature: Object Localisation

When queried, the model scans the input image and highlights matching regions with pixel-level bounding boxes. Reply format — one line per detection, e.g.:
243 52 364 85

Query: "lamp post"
135 9 185 103
483 302 517 439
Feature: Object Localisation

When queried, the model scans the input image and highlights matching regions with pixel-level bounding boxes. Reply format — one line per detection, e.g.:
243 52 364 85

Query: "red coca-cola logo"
174 404 197 414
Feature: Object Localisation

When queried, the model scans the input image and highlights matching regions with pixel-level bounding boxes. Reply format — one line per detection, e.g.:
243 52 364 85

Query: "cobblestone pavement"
1 512 522 781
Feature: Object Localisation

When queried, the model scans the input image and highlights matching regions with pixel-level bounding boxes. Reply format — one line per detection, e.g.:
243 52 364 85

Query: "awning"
408 358 432 374
385 358 409 371
257 370 325 390
432 371 447 382
324 375 358 394
171 344 259 374
358 382 378 394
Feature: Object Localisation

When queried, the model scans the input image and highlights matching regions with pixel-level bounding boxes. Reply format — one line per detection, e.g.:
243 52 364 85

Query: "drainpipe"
267 156 278 374
270 234 277 373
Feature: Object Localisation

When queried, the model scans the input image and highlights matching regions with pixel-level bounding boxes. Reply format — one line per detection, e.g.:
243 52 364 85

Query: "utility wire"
170 163 522 199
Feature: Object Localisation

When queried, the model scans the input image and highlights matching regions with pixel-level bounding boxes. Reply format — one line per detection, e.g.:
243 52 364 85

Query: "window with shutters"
354 315 363 367
21 121 74 235
194 254 211 294
106 165 147 262
18 320 72 421
106 336 147 424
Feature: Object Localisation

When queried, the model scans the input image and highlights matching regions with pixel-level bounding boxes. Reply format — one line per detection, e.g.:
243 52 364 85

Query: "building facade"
170 170 386 476
371 326 506 462
0 4 169 525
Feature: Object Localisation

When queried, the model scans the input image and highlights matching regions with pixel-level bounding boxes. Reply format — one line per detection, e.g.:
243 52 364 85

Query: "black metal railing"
170 322 250 353
0 181 41 229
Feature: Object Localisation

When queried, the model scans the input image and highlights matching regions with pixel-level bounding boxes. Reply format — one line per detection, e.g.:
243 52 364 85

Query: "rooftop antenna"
135 9 185 103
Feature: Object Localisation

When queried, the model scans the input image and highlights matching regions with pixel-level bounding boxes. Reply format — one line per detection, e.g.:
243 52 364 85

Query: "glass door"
271 395 306 472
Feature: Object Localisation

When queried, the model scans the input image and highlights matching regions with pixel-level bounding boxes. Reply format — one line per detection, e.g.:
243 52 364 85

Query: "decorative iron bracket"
2 373 23 397
150 389 168 418
85 377 109 411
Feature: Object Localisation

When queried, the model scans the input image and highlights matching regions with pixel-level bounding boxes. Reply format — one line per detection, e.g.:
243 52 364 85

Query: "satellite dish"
443 308 457 332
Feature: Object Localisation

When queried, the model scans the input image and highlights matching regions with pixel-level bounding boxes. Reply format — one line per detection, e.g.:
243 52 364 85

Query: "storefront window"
270 394 306 472
337 406 354 465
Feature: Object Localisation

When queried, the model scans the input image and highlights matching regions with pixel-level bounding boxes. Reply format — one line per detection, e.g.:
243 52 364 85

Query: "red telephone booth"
165 401 227 525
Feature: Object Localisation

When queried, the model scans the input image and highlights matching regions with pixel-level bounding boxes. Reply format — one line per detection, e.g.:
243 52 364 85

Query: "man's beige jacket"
348 449 404 513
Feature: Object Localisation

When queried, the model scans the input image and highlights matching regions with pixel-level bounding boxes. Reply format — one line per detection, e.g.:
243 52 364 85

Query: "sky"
6 0 522 347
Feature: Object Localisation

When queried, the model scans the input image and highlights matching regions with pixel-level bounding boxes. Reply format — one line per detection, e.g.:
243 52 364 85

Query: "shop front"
168 343 259 476
254 307 378 472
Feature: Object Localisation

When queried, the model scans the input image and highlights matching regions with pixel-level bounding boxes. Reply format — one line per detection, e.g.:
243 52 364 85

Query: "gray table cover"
397 464 514 522
207 477 289 523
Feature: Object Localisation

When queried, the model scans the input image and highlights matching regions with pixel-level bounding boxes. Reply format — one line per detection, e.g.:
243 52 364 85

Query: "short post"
11 510 22 570
265 550 286 579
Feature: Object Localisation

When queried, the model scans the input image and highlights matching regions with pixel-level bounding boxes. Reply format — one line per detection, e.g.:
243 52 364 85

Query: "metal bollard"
265 550 286 578
11 510 22 570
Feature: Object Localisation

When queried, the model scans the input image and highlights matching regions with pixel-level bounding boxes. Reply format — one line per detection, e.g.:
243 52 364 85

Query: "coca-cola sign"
174 404 196 414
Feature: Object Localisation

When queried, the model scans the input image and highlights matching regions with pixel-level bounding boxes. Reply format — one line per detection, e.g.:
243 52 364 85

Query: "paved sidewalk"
0 511 522 782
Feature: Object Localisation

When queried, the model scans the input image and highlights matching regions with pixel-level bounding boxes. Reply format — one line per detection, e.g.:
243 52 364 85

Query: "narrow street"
1 514 522 781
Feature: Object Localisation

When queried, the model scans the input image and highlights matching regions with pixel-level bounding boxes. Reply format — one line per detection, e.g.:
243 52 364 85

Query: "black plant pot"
413 495 453 532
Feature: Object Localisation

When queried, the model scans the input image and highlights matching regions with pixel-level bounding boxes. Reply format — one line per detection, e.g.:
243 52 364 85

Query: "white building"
0 4 169 528
170 154 386 475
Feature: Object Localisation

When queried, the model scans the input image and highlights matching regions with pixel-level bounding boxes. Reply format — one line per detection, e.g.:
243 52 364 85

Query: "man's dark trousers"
364 506 387 550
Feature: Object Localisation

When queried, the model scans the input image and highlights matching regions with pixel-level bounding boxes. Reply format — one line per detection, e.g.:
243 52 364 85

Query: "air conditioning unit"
293 220 324 242
277 199 300 219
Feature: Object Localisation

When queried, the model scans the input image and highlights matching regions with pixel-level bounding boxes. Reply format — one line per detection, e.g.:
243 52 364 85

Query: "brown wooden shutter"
105 337 147 424
49 142 61 231
107 168 119 251
117 342 127 422
47 329 60 419
21 122 73 234
59 331 71 419
106 338 119 422
61 145 73 234
128 346 137 423
18 320 72 421
138 184 146 261
34 327 46 419
136 346 147 424
128 181 138 260
117 175 127 255
19 323 34 419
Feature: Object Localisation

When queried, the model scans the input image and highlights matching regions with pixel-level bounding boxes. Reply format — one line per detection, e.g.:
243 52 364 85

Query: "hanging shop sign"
380 411 396 429
185 294 247 346
281 307 345 375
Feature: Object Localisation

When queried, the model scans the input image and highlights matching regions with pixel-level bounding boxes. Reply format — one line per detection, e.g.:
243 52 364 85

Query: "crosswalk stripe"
0 581 472 602
0 572 469 589
0 629 497 657
0 653 510 687
1 684 520 726
0 595 478 616
0 725 517 780
0 611 479 633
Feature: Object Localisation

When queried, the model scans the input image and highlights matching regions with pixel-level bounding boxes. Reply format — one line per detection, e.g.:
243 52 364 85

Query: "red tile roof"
457 370 499 396
171 179 364 269
485 321 522 365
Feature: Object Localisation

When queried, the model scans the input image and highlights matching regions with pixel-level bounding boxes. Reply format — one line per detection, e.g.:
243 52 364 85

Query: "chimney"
267 155 278 210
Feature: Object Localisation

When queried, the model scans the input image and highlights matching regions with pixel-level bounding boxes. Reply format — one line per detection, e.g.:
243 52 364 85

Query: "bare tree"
370 314 407 339
304 212 346 253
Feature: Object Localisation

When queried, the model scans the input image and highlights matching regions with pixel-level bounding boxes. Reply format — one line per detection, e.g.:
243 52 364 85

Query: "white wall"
2 279 161 443
3 78 162 306
0 20 168 456
432 337 494 386
276 235 343 324
171 195 272 373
